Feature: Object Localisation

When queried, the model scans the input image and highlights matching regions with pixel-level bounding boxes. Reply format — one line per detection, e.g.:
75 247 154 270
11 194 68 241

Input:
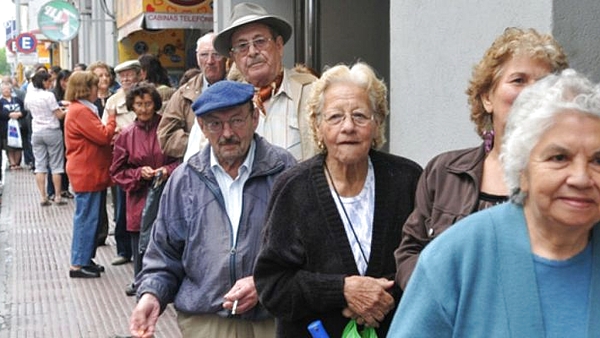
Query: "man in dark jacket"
129 81 296 338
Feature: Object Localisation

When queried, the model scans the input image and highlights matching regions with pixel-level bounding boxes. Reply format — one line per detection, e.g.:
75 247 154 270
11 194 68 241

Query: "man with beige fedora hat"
214 2 317 161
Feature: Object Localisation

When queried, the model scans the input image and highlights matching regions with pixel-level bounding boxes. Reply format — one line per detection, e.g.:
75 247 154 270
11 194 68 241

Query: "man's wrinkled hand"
223 276 258 315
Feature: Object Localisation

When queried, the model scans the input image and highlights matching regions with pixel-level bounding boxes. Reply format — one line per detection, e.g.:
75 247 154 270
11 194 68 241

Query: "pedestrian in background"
110 82 179 296
104 60 143 267
138 54 175 110
47 69 74 201
157 32 227 160
87 60 115 247
73 63 87 72
18 69 34 170
0 81 25 171
49 65 61 90
64 71 116 278
88 61 115 118
24 71 67 206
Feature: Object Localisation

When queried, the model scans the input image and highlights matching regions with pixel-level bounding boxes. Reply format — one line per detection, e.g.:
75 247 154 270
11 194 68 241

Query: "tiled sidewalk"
0 168 181 338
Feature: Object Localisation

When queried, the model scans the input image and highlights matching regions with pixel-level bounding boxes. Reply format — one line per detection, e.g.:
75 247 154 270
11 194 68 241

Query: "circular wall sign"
38 0 81 42
6 38 16 53
16 33 37 53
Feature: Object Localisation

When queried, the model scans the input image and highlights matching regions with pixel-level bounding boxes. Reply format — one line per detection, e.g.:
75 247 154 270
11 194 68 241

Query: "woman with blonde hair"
87 61 114 118
394 27 569 289
86 61 116 246
64 71 116 278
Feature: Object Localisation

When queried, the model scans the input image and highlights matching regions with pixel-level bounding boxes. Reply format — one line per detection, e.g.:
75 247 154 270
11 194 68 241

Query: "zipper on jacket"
229 246 237 287
193 148 287 289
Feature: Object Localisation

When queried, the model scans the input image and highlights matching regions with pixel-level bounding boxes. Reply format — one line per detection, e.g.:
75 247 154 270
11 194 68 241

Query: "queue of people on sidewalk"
129 4 600 338
4 2 600 337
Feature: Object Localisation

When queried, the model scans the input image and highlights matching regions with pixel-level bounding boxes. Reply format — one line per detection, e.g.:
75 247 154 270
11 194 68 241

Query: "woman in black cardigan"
254 62 422 338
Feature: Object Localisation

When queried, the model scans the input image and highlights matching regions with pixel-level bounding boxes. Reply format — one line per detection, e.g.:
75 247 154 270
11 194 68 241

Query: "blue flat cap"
193 81 255 117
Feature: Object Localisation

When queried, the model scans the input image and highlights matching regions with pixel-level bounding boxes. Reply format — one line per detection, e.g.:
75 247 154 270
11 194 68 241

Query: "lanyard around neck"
324 162 369 268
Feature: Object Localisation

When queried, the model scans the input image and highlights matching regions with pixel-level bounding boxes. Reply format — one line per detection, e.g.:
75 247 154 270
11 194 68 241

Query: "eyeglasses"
323 112 374 127
133 101 154 109
230 37 273 55
198 52 224 61
203 113 251 133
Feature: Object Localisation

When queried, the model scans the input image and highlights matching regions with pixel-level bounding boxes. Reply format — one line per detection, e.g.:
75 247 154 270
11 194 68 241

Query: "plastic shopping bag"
7 119 22 149
139 172 166 254
341 319 378 338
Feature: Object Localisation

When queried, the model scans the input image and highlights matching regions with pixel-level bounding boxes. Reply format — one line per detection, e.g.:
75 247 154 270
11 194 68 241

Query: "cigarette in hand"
232 299 238 315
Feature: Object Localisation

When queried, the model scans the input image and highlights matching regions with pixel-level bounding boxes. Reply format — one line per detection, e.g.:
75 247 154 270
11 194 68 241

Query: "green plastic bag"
341 319 378 338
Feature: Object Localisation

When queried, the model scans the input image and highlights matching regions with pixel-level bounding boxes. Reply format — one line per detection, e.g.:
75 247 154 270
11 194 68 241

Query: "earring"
483 114 494 153
317 140 325 151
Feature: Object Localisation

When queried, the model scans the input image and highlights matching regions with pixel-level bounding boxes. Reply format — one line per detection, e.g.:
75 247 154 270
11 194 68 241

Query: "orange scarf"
253 72 284 115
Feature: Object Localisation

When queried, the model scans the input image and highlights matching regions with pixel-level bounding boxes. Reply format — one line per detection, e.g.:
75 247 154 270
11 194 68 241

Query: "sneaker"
111 256 131 265
125 283 137 297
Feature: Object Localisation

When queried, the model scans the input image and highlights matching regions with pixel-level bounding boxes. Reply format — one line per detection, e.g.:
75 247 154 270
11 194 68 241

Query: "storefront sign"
145 13 212 29
116 0 212 28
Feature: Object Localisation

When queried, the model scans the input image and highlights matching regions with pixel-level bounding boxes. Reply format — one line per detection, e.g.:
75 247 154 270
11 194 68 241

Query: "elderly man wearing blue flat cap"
129 81 296 338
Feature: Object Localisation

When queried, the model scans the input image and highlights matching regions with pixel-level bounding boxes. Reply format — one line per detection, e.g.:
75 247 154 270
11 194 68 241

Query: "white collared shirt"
210 140 256 246
202 75 210 92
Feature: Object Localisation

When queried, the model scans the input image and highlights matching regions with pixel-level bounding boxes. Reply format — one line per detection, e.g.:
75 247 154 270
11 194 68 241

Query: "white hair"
196 32 216 51
501 69 600 204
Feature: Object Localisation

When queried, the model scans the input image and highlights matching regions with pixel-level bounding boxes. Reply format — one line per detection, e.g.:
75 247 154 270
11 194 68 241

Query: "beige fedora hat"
213 2 292 56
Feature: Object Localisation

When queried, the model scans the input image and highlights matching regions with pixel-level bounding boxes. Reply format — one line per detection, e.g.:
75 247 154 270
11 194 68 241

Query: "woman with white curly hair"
388 69 600 337
254 62 422 337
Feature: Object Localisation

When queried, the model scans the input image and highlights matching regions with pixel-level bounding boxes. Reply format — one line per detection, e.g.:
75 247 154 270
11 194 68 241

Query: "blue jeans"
114 186 131 259
71 191 101 266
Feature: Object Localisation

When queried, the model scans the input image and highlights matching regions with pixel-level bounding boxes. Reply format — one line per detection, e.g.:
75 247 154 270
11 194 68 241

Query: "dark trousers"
112 185 131 259
130 232 142 277
95 188 109 247
96 189 108 248
22 117 34 167
46 170 70 196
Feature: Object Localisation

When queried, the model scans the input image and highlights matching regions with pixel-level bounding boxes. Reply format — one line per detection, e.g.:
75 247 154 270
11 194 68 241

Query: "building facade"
12 0 600 164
